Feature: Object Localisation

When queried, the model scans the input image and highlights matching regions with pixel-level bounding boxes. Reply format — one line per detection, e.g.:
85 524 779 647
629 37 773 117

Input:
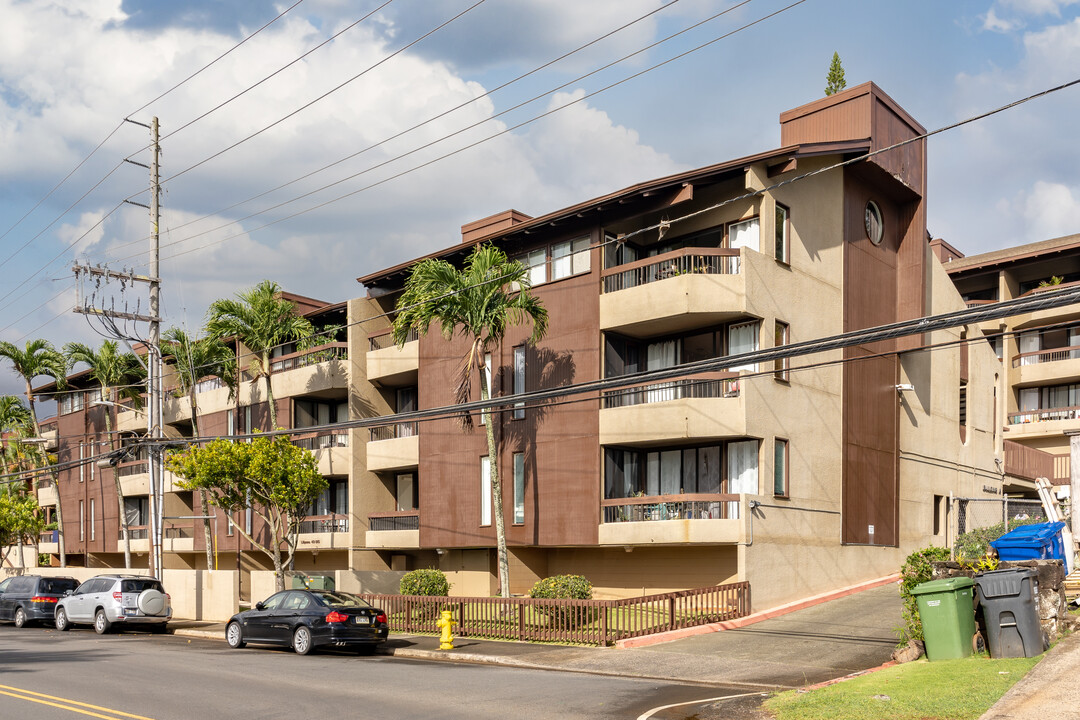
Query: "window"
865 201 883 245
552 236 590 280
773 439 788 497
728 217 760 252
727 440 759 517
396 387 418 437
396 473 417 512
227 513 234 536
79 500 85 542
525 248 546 286
513 453 525 524
774 321 789 381
775 204 790 263
480 456 492 526
79 444 84 483
294 398 348 428
728 322 759 372
933 495 945 536
90 499 96 541
124 497 148 527
513 346 526 420
306 479 348 517
227 409 235 436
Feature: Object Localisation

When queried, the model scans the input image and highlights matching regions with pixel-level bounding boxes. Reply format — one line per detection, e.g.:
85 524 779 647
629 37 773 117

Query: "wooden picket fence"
359 581 750 647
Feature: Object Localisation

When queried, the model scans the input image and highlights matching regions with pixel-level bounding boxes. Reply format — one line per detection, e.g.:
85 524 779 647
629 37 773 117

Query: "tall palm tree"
162 327 236 571
65 341 146 568
206 281 314 431
392 243 548 597
0 339 68 567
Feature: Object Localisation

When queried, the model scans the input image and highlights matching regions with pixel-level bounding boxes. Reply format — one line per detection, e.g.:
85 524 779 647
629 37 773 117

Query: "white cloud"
58 211 107 251
1000 0 1080 16
983 8 1023 32
1019 181 1080 240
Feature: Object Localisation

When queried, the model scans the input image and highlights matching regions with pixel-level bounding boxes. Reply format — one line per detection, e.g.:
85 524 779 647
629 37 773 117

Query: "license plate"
354 616 370 625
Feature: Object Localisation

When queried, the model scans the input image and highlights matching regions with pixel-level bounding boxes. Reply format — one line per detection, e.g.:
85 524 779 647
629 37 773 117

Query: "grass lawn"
764 653 1041 720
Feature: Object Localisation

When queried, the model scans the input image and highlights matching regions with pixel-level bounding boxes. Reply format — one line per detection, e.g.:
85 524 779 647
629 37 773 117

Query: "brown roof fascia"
779 81 927 136
944 233 1080 276
356 145 822 287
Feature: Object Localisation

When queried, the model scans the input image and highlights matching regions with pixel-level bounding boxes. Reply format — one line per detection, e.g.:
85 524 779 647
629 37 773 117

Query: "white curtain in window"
728 322 759 372
729 218 760 252
1019 331 1039 365
552 241 573 280
396 473 415 512
727 440 758 516
480 457 492 525
646 341 678 402
527 248 546 286
572 237 591 274
660 450 680 495
646 452 660 495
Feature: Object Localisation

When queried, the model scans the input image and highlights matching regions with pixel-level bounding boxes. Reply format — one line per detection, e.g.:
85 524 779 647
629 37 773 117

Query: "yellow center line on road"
0 684 158 720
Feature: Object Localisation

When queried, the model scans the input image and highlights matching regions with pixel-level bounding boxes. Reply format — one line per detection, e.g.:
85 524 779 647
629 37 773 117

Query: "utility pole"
73 116 164 577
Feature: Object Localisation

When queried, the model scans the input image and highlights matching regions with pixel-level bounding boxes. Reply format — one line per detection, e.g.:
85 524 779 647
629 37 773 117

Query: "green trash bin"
911 576 977 661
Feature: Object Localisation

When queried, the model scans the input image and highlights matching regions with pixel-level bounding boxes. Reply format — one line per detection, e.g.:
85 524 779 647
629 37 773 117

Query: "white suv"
55 575 171 634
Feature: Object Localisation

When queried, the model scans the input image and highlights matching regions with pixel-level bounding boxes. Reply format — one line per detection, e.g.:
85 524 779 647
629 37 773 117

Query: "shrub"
529 575 595 627
400 568 450 597
898 546 950 643
954 516 1042 560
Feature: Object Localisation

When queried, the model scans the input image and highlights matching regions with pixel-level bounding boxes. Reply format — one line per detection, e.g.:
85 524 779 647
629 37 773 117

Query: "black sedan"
226 589 388 655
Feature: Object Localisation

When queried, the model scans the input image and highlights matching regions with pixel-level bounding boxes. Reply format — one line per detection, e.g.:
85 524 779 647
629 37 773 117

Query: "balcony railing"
1009 405 1080 424
369 327 417 351
298 514 349 534
1003 439 1054 481
601 493 741 523
1054 454 1070 484
164 524 194 539
291 430 349 451
1012 347 1080 367
370 422 419 442
127 525 149 540
964 298 998 309
39 530 59 543
368 511 420 531
269 342 348 373
602 247 740 294
117 460 149 477
602 372 740 409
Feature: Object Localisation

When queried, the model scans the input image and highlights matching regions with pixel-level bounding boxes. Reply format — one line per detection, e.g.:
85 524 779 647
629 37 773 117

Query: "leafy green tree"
0 395 46 564
65 340 146 568
825 51 847 96
162 327 237 570
0 484 46 569
166 435 327 592
392 243 548 597
206 281 314 431
0 339 68 566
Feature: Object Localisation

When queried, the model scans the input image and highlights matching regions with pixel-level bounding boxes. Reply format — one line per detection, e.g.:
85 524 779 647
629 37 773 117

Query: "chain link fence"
952 497 1048 560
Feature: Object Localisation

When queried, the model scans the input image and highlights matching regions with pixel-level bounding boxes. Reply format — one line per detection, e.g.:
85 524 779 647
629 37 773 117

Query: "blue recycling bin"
991 521 1066 562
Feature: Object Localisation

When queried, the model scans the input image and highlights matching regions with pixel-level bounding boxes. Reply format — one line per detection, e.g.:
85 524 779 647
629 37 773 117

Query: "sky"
1 0 1079 402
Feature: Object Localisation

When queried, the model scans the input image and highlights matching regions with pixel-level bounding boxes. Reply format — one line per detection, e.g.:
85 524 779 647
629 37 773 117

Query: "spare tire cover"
138 588 165 615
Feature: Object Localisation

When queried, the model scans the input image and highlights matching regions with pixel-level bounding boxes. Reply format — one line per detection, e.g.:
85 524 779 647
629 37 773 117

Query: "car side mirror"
63 590 73 597
255 602 265 611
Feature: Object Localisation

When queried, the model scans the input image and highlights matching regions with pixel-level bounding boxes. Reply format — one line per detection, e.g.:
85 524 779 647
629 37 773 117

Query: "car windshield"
40 579 78 594
121 579 164 593
313 591 372 609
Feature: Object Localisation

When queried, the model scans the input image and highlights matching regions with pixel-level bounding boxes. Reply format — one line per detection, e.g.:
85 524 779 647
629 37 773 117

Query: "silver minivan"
55 575 171 634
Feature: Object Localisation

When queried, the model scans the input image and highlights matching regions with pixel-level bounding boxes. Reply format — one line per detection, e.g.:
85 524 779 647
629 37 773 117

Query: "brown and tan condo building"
23 83 1006 611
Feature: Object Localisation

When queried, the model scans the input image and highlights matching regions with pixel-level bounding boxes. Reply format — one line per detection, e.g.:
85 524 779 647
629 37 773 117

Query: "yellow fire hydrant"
436 609 457 650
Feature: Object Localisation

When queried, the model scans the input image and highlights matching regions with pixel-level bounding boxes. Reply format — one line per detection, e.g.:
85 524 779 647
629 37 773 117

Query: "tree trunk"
189 390 215 571
480 363 511 598
273 547 285 593
27 381 65 568
263 351 277 431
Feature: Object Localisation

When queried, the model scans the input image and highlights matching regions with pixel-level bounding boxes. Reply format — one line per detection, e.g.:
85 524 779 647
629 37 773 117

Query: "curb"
615 574 901 649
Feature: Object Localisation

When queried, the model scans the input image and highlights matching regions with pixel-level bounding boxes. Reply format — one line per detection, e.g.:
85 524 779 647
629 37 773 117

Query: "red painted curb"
615 573 900 649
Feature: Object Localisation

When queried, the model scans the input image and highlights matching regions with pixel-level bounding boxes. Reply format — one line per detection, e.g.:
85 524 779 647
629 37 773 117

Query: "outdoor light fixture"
895 383 915 393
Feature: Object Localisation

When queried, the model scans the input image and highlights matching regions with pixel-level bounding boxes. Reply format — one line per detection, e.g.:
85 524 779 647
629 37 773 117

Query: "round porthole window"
864 201 883 246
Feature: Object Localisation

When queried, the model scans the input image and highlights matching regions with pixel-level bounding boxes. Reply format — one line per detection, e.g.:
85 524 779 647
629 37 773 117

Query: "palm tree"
206 281 314 432
0 339 68 566
392 243 548 597
162 327 236 571
65 341 146 569
0 395 38 567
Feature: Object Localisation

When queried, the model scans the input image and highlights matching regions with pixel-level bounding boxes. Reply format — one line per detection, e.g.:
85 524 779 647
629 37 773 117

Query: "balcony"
40 427 58 451
124 525 150 553
1012 347 1080 387
269 342 349 398
600 248 744 337
365 511 420 548
367 423 419 472
163 523 195 553
291 429 350 476
1007 405 1080 439
36 479 58 507
366 328 418 386
117 461 182 496
599 373 744 446
295 514 351 551
598 494 742 545
1002 440 1054 483
39 530 58 555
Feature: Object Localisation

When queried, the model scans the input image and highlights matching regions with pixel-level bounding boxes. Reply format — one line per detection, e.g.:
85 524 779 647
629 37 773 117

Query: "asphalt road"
0 626 766 720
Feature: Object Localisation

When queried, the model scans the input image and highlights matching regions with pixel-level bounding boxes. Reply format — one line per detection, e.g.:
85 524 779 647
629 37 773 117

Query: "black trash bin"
973 567 1045 658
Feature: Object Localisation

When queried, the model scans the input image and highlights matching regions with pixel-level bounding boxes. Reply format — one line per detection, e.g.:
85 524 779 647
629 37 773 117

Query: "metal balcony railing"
269 343 348 373
368 327 417 351
291 430 349 451
369 422 418 442
601 372 740 409
1012 347 1080 367
601 247 740 294
601 493 742 523
298 514 349 534
1009 405 1080 424
368 512 419 531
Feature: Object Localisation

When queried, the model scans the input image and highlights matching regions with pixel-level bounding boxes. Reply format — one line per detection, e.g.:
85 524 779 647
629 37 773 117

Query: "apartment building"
356 83 1003 608
21 83 1004 610
938 233 1080 498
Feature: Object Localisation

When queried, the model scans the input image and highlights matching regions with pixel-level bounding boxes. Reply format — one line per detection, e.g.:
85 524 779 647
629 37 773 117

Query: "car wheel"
292 626 313 655
94 609 112 635
55 607 71 631
14 607 27 628
226 621 245 649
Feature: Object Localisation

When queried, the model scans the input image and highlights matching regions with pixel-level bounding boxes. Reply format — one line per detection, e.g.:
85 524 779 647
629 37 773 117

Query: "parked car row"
2 576 389 655
0 574 171 633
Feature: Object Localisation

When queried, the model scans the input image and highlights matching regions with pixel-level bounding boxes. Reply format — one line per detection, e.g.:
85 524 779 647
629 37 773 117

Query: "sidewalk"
171 577 905 689
978 630 1080 720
